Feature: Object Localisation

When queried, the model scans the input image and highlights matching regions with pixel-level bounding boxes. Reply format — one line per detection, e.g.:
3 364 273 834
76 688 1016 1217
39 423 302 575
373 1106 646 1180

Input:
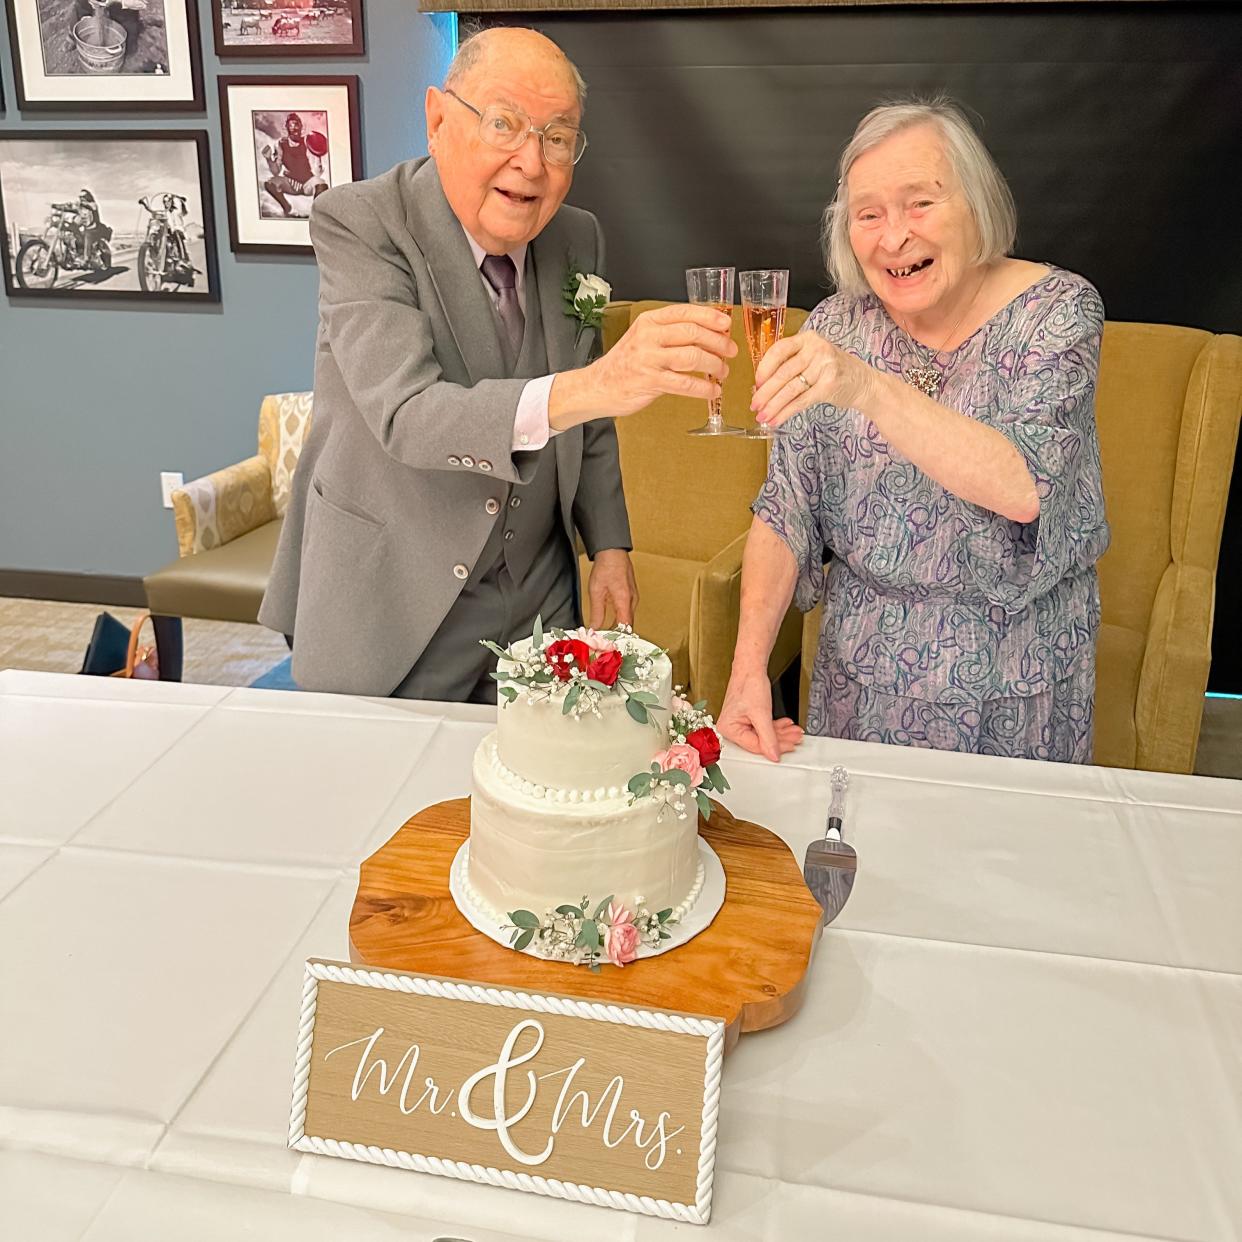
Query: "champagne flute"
684 266 743 436
740 268 789 439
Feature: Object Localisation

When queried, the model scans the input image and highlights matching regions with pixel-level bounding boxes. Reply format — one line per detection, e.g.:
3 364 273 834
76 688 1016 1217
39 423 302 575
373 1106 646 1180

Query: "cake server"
802 765 857 924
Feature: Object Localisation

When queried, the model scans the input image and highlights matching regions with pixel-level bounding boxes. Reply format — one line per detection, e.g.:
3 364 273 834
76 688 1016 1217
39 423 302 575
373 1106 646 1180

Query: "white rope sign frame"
289 959 726 1224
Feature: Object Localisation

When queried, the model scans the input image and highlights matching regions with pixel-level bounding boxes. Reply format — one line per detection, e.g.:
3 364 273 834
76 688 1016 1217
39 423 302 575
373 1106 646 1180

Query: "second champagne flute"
684 265 743 436
740 268 789 439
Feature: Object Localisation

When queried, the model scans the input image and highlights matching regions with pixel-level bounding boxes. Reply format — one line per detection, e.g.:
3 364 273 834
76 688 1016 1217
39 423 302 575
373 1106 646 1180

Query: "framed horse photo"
218 75 361 255
4 0 205 111
211 0 364 58
0 130 221 302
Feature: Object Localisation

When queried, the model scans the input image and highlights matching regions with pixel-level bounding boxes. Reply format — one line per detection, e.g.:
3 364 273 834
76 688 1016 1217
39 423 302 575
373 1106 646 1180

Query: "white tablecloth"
2 670 1240 1241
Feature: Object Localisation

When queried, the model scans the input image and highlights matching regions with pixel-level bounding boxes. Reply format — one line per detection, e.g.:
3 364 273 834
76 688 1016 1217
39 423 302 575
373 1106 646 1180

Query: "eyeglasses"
446 90 588 168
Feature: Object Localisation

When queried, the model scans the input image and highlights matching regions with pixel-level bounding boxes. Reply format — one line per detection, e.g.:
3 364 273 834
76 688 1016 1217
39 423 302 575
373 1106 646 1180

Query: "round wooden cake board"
349 797 824 1051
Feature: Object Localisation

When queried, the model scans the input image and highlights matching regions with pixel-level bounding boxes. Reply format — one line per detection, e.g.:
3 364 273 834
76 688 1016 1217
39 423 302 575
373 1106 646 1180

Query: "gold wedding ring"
796 373 812 391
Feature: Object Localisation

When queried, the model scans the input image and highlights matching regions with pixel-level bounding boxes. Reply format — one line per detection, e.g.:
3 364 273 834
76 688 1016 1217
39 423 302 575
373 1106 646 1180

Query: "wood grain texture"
304 977 711 1205
350 797 824 1048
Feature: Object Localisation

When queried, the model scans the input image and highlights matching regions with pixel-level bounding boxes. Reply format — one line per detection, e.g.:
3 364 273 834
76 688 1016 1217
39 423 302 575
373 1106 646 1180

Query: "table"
2 670 1240 1241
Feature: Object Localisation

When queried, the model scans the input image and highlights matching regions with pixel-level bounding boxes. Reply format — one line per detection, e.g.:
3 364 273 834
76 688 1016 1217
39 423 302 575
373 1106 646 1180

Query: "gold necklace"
901 271 988 398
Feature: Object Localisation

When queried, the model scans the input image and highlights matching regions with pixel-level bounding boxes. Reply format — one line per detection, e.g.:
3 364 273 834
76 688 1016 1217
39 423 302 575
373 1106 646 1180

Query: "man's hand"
549 304 737 431
716 667 804 763
587 548 638 629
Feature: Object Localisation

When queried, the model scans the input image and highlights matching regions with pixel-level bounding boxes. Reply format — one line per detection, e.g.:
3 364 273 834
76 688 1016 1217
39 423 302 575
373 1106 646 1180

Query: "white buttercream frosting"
494 632 672 792
469 730 701 922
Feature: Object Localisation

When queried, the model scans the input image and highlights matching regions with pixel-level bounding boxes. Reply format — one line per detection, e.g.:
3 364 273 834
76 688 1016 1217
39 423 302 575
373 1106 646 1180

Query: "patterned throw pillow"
259 391 314 517
173 456 275 557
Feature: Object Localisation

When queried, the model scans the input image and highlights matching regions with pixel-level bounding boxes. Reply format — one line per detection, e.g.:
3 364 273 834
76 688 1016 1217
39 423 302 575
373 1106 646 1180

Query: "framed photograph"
0 130 221 302
4 0 205 111
212 0 364 58
219 75 361 255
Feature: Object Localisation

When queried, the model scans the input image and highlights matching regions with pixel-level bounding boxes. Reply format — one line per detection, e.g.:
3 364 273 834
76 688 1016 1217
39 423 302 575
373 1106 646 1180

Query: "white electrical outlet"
160 471 184 508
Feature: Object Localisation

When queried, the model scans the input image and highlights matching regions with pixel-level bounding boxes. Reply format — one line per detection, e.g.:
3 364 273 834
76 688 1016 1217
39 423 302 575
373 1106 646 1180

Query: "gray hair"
445 27 587 115
823 98 1016 296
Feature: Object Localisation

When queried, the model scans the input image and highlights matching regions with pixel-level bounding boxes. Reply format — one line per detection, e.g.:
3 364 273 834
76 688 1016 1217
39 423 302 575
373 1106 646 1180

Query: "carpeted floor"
1 595 1238 778
0 596 288 688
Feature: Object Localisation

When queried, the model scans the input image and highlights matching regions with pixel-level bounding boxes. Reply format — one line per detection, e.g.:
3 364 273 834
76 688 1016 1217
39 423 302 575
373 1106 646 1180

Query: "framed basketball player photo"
218 75 361 255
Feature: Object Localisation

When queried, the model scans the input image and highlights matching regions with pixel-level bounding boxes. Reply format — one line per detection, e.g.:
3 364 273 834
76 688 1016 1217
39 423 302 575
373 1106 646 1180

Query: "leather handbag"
108 612 161 680
81 611 131 676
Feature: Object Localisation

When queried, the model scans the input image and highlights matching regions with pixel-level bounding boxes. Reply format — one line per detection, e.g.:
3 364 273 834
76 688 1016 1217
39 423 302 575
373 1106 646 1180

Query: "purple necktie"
480 253 524 369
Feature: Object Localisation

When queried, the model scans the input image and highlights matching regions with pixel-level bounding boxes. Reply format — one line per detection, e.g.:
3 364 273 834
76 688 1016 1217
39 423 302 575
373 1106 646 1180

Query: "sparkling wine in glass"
684 266 742 437
740 268 790 438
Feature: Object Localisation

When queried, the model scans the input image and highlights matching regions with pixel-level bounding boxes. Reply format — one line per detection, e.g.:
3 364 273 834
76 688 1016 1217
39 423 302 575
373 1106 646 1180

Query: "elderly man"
260 28 734 700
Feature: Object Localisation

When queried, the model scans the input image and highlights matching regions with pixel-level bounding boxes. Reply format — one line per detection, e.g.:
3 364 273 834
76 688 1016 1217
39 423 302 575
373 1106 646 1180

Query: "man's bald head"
445 27 586 115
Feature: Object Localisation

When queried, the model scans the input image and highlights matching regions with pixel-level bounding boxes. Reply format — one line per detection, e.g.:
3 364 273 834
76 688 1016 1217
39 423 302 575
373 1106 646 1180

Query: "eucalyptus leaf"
658 930 671 940
630 691 660 705
657 908 673 923
625 698 649 725
563 684 583 715
592 894 614 921
585 679 611 693
555 904 583 918
696 790 712 819
514 928 535 951
663 768 691 788
709 764 731 792
627 772 652 797
532 614 544 649
499 686 518 704
509 909 540 930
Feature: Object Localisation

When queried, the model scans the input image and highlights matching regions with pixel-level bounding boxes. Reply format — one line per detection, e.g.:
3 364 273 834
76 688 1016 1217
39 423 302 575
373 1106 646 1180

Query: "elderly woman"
717 99 1109 764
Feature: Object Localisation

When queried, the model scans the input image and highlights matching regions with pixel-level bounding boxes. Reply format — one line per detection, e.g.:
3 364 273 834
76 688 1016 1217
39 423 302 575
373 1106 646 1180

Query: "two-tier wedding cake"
455 622 730 967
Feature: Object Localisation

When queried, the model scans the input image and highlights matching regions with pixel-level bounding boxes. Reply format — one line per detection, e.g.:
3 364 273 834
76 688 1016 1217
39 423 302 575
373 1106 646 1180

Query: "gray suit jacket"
258 157 631 696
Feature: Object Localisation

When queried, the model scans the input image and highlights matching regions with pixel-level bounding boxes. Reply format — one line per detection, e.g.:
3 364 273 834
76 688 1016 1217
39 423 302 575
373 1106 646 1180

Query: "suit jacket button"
448 455 461 466
453 563 469 580
504 530 514 542
461 455 475 468
485 498 500 515
509 496 521 509
478 459 493 472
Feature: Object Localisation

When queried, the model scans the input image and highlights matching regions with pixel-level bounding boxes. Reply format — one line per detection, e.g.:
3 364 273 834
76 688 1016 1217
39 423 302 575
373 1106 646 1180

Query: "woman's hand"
751 332 874 430
717 667 804 763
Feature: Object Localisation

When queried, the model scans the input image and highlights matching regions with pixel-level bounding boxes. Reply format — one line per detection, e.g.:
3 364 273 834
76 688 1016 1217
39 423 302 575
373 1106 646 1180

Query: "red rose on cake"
686 726 721 767
586 649 623 686
544 638 589 682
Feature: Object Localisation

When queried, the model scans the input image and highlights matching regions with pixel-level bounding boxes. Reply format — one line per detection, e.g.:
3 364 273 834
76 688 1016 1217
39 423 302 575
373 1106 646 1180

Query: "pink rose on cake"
604 902 641 966
544 638 589 682
571 626 620 654
654 743 705 787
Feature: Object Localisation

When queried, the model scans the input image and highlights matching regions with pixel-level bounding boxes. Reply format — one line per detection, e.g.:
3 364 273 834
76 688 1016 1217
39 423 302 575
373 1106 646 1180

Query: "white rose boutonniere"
563 264 612 346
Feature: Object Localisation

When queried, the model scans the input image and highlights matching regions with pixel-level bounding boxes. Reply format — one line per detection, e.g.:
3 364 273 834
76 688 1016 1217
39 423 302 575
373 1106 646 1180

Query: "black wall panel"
470 3 1242 690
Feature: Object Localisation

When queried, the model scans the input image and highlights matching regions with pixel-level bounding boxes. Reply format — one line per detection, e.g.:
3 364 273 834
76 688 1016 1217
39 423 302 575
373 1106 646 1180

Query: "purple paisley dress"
754 268 1110 762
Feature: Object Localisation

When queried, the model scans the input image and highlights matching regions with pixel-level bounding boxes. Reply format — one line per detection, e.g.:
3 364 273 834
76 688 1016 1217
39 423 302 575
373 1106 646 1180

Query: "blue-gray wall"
0 2 455 579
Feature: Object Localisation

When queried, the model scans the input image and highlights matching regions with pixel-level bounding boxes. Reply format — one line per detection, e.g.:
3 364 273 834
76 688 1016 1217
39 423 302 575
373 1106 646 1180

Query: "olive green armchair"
144 391 314 635
798 321 1242 773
